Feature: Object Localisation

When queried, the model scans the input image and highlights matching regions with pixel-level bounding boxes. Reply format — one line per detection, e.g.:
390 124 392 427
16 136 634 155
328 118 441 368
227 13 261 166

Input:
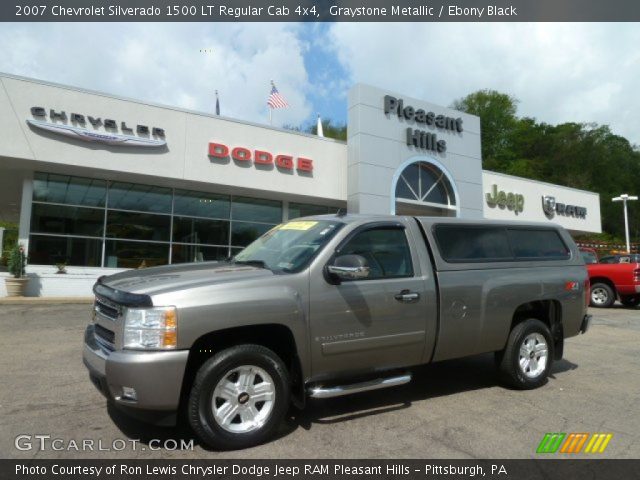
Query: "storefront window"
394 161 458 217
31 204 104 237
29 235 102 267
231 221 275 247
30 172 289 267
395 162 456 206
106 211 171 241
171 244 229 264
288 203 332 219
108 182 172 213
172 217 229 245
33 172 106 207
104 240 169 269
174 189 230 219
232 196 282 223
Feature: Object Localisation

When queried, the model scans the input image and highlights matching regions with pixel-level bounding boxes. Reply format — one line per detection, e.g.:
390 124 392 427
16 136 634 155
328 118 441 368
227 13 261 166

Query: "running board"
308 373 412 399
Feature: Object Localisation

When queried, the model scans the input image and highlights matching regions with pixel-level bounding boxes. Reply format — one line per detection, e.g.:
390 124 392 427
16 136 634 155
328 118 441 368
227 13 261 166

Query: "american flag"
267 82 289 109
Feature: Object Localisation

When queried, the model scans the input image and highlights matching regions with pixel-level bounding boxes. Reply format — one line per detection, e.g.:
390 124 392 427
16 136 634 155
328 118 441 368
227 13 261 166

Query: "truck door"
308 221 436 379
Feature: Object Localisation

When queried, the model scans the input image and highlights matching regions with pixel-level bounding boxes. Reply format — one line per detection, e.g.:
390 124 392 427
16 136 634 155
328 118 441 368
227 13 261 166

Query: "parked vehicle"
586 261 640 307
83 215 591 449
579 247 599 264
598 254 640 264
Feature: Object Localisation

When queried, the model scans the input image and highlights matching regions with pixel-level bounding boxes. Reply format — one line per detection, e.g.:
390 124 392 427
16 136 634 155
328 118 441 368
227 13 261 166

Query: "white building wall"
0 74 348 204
0 73 604 297
482 170 602 233
347 83 484 218
0 267 127 298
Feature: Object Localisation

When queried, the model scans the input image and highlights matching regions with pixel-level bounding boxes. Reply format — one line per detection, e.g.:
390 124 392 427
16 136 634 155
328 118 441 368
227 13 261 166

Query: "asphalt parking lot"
1 304 639 459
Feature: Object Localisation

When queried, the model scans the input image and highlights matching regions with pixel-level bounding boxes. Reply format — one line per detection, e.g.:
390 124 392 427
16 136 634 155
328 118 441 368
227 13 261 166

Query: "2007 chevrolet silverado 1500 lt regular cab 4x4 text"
83 215 591 449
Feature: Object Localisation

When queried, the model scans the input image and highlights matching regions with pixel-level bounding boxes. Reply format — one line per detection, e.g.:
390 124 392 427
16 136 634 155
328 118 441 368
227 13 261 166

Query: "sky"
1 22 639 143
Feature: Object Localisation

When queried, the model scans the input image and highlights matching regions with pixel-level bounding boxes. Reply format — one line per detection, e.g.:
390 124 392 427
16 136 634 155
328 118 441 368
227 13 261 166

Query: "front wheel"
497 318 554 389
188 345 290 450
590 282 615 308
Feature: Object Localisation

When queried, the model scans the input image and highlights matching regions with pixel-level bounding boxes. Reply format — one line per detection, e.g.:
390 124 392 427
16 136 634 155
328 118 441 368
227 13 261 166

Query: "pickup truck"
587 261 640 307
83 215 591 449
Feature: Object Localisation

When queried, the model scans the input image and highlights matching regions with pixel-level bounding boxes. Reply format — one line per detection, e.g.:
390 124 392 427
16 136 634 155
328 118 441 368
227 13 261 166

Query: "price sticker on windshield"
280 221 318 231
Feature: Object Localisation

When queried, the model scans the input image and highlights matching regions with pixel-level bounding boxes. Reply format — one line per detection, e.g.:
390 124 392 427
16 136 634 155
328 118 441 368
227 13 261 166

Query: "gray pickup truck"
83 214 591 449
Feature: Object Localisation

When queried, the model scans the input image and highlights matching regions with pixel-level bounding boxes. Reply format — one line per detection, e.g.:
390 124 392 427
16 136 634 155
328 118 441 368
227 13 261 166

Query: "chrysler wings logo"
27 120 167 147
27 106 166 148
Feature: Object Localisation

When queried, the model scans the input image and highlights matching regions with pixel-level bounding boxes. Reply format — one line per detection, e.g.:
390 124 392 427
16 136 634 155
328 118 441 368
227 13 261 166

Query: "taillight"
584 277 591 306
634 269 640 283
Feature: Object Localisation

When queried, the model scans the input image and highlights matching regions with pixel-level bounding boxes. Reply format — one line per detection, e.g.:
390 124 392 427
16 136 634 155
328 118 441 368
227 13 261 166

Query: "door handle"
394 290 420 302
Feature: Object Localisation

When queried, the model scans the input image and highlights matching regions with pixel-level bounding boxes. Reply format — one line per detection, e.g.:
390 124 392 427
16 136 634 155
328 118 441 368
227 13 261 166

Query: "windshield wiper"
233 259 270 270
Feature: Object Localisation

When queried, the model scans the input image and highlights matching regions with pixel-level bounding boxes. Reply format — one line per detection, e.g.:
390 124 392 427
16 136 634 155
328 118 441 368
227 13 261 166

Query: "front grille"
94 324 115 352
95 295 121 320
95 323 115 344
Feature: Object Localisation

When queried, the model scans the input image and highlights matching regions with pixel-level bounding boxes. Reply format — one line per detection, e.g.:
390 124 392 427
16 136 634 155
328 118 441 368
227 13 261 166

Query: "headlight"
123 306 177 350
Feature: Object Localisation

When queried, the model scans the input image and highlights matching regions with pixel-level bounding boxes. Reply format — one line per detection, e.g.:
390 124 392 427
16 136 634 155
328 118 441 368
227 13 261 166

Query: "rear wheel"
188 344 290 450
621 295 640 308
497 318 554 389
590 283 615 308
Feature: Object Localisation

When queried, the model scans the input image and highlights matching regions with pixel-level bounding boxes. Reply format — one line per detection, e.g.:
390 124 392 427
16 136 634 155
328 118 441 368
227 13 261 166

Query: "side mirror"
327 254 370 281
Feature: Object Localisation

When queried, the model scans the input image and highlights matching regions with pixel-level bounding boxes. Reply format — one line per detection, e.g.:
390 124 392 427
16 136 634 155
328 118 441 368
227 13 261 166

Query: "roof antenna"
336 208 347 217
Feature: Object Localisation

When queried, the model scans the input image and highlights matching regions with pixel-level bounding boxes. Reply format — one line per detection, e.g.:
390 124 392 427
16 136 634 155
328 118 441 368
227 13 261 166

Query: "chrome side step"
308 373 412 399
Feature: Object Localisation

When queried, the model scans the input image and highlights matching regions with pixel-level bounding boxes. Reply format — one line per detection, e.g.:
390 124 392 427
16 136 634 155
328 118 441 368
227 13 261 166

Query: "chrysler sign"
28 107 166 147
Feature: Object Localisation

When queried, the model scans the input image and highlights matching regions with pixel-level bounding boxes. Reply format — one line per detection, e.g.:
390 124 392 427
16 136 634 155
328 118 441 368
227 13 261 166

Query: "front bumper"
83 325 189 413
580 314 592 334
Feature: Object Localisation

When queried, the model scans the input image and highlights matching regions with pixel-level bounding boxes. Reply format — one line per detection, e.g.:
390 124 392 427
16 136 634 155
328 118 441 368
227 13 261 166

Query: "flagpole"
269 107 272 126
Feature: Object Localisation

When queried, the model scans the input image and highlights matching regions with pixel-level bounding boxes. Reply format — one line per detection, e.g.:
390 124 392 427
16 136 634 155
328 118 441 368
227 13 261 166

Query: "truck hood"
100 261 274 296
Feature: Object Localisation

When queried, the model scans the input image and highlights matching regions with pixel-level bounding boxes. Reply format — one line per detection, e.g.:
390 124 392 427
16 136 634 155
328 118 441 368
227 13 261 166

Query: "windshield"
233 220 343 273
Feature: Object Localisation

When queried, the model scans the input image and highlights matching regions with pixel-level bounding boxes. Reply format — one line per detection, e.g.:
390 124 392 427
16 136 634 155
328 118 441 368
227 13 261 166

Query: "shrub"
7 244 26 278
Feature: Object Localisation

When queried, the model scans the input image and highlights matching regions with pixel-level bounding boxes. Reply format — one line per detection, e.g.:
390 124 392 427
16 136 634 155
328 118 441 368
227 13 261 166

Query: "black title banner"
3 0 640 22
3 460 640 480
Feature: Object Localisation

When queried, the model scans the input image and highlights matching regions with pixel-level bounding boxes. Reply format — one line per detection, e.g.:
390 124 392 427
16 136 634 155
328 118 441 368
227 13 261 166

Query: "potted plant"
4 244 28 297
55 262 67 274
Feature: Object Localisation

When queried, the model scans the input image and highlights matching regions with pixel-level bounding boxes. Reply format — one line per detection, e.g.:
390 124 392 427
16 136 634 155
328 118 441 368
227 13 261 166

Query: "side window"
434 226 512 262
507 229 570 259
338 227 413 279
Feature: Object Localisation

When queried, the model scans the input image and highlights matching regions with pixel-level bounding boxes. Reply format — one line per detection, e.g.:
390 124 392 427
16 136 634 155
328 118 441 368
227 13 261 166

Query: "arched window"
392 160 458 217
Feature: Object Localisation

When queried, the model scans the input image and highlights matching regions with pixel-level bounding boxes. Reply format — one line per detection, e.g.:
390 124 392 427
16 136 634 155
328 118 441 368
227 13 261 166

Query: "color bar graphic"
584 433 613 453
559 433 589 453
537 433 566 453
537 433 613 454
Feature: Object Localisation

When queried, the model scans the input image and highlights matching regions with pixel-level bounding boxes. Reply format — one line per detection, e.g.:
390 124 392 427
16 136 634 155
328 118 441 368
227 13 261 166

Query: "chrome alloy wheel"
211 365 276 434
591 287 609 306
518 333 548 379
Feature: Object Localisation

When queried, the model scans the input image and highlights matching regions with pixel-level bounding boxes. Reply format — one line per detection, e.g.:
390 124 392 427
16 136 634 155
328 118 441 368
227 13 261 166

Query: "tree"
307 119 347 141
283 120 347 141
452 89 519 170
453 89 640 242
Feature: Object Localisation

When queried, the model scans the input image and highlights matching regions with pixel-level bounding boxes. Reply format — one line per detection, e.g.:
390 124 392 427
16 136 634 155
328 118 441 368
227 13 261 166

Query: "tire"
621 295 640 308
188 344 290 450
497 318 554 390
590 282 615 308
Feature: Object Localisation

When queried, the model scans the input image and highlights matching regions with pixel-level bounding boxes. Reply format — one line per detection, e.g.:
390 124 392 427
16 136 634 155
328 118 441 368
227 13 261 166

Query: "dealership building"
0 73 602 297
